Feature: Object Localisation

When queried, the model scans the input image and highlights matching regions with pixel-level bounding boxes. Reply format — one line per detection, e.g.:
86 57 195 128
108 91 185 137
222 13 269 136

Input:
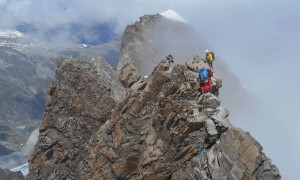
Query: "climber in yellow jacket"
205 50 214 69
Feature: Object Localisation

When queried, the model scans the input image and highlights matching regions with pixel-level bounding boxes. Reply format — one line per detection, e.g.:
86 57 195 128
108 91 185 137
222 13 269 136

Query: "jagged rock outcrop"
115 14 262 142
0 34 121 153
27 13 280 180
27 57 125 179
89 56 125 101
0 167 24 180
119 63 141 88
92 60 280 179
28 56 280 179
117 14 206 87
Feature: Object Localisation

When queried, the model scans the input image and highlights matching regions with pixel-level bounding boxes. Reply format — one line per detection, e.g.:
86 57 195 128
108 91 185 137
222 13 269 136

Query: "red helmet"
166 54 173 58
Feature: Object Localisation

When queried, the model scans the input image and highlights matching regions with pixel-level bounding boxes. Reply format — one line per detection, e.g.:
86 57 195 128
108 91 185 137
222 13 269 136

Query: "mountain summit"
159 9 187 23
27 13 280 179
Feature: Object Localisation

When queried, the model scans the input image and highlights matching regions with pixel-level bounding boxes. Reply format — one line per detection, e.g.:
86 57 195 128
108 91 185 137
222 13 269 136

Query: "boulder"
205 119 218 145
211 106 230 121
185 55 210 72
197 93 220 109
119 63 141 88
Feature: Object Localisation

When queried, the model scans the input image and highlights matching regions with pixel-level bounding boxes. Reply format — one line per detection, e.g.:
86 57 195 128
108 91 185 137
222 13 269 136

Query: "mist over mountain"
0 0 298 178
16 22 117 47
0 11 288 179
27 13 280 179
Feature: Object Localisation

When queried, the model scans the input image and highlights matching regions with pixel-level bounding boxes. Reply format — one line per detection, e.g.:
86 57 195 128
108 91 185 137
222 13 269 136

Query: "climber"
205 50 215 69
198 68 209 82
165 54 174 63
198 68 213 94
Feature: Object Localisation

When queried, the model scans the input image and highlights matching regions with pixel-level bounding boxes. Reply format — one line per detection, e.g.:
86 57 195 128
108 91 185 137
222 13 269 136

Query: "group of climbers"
165 49 214 68
200 49 215 94
164 49 215 95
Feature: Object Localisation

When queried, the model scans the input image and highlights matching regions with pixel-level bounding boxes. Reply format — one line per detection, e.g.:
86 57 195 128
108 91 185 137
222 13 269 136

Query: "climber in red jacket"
199 69 213 94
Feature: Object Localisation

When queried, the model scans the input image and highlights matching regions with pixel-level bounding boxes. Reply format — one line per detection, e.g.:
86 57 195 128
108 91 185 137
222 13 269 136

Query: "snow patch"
10 163 28 176
160 9 187 23
0 30 23 39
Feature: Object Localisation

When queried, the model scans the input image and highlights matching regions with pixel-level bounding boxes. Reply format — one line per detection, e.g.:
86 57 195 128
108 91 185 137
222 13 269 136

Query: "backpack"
210 52 215 60
207 69 213 77
198 68 209 82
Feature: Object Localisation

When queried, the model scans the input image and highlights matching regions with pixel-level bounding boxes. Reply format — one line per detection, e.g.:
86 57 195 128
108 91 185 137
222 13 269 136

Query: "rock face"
115 13 259 137
0 34 121 153
27 14 280 180
119 63 141 88
0 167 24 180
27 57 125 180
117 14 206 87
27 57 280 179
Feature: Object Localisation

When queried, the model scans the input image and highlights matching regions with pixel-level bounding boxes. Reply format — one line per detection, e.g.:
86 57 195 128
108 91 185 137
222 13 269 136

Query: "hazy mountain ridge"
27 14 280 179
27 53 280 179
116 13 260 128
117 14 206 76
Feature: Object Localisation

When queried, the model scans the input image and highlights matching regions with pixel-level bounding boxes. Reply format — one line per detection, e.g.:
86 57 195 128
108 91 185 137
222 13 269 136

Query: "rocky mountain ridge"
117 14 206 77
27 13 280 179
27 55 280 179
115 13 257 125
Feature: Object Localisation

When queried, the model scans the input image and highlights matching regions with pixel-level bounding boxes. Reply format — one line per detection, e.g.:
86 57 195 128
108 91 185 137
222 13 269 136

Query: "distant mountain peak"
0 29 23 39
159 9 187 23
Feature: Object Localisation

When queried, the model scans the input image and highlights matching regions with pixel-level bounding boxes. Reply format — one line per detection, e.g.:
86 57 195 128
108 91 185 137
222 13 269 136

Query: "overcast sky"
1 0 299 178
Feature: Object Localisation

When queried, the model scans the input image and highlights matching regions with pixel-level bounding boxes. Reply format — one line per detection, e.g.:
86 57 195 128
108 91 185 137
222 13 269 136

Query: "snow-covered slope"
160 9 187 23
